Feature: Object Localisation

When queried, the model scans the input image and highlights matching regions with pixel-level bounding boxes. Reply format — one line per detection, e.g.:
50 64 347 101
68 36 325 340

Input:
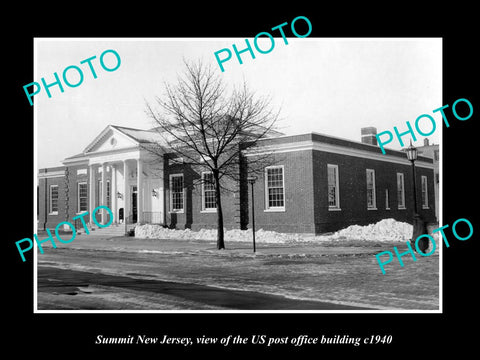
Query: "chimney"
424 138 430 146
361 127 377 146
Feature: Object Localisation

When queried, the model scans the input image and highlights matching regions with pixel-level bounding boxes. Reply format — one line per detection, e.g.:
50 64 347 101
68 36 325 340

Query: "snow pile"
135 224 303 243
135 218 413 243
327 218 412 241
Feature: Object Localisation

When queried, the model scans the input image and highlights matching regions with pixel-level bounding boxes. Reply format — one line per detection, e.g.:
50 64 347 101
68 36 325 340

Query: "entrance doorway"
131 185 137 222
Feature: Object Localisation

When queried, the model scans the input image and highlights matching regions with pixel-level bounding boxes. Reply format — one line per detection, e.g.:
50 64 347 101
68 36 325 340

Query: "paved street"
38 266 369 310
36 234 440 311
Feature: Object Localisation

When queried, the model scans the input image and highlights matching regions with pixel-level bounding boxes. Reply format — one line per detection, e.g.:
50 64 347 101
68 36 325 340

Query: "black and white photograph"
7 6 478 356
34 38 442 312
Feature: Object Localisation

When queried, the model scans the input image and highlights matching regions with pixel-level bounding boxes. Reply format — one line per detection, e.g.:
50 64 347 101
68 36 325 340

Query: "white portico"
63 125 166 227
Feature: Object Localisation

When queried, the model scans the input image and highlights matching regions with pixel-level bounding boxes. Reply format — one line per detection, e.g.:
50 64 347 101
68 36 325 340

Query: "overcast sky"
35 38 442 169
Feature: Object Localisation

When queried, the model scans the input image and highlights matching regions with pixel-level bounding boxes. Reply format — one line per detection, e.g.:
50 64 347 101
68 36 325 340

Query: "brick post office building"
37 125 436 234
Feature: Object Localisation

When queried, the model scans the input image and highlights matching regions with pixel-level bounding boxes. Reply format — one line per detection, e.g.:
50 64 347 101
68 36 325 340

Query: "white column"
123 160 130 223
137 158 143 223
101 163 107 224
112 164 117 224
89 164 96 226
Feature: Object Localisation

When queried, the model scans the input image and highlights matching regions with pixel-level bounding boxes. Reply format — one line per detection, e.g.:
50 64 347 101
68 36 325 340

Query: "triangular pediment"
84 125 140 154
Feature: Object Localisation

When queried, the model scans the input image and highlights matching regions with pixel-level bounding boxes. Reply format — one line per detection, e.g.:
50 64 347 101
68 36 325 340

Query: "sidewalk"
35 231 402 258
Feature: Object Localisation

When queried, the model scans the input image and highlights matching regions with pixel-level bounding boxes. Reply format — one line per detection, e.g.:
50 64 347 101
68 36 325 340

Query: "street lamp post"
405 142 419 214
247 176 258 253
405 141 428 252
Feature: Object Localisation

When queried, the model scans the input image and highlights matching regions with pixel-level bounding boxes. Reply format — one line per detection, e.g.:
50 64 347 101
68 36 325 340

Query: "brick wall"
38 170 67 230
163 156 241 231
38 165 98 231
246 150 316 233
65 165 91 225
312 150 436 233
163 146 436 235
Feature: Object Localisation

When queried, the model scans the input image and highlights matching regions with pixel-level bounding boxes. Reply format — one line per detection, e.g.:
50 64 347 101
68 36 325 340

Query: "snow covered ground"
37 218 440 310
326 218 413 241
135 218 417 244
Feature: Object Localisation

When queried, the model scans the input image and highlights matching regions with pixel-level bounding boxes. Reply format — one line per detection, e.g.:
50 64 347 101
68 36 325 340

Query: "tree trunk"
213 170 225 250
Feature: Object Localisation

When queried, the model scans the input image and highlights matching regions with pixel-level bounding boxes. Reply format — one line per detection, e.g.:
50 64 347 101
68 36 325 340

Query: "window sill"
367 207 378 211
49 212 58 215
264 208 286 213
201 209 217 214
169 210 185 214
398 206 406 210
386 208 391 210
328 207 342 211
422 206 430 209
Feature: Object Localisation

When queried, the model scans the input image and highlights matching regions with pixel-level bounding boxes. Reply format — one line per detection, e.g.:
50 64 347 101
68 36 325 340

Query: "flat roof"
257 132 433 163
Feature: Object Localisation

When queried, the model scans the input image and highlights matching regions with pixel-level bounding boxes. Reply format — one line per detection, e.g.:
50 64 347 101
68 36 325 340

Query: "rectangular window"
366 169 376 209
421 175 429 208
49 185 58 214
327 164 340 209
202 172 216 211
397 173 406 209
78 182 88 212
385 189 390 210
170 174 184 212
265 166 285 210
97 180 110 207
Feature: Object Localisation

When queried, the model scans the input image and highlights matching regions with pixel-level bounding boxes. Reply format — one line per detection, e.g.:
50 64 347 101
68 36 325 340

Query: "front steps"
77 223 135 236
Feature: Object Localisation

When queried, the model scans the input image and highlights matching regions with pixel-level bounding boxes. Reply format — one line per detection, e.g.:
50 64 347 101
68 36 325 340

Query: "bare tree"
145 59 280 250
